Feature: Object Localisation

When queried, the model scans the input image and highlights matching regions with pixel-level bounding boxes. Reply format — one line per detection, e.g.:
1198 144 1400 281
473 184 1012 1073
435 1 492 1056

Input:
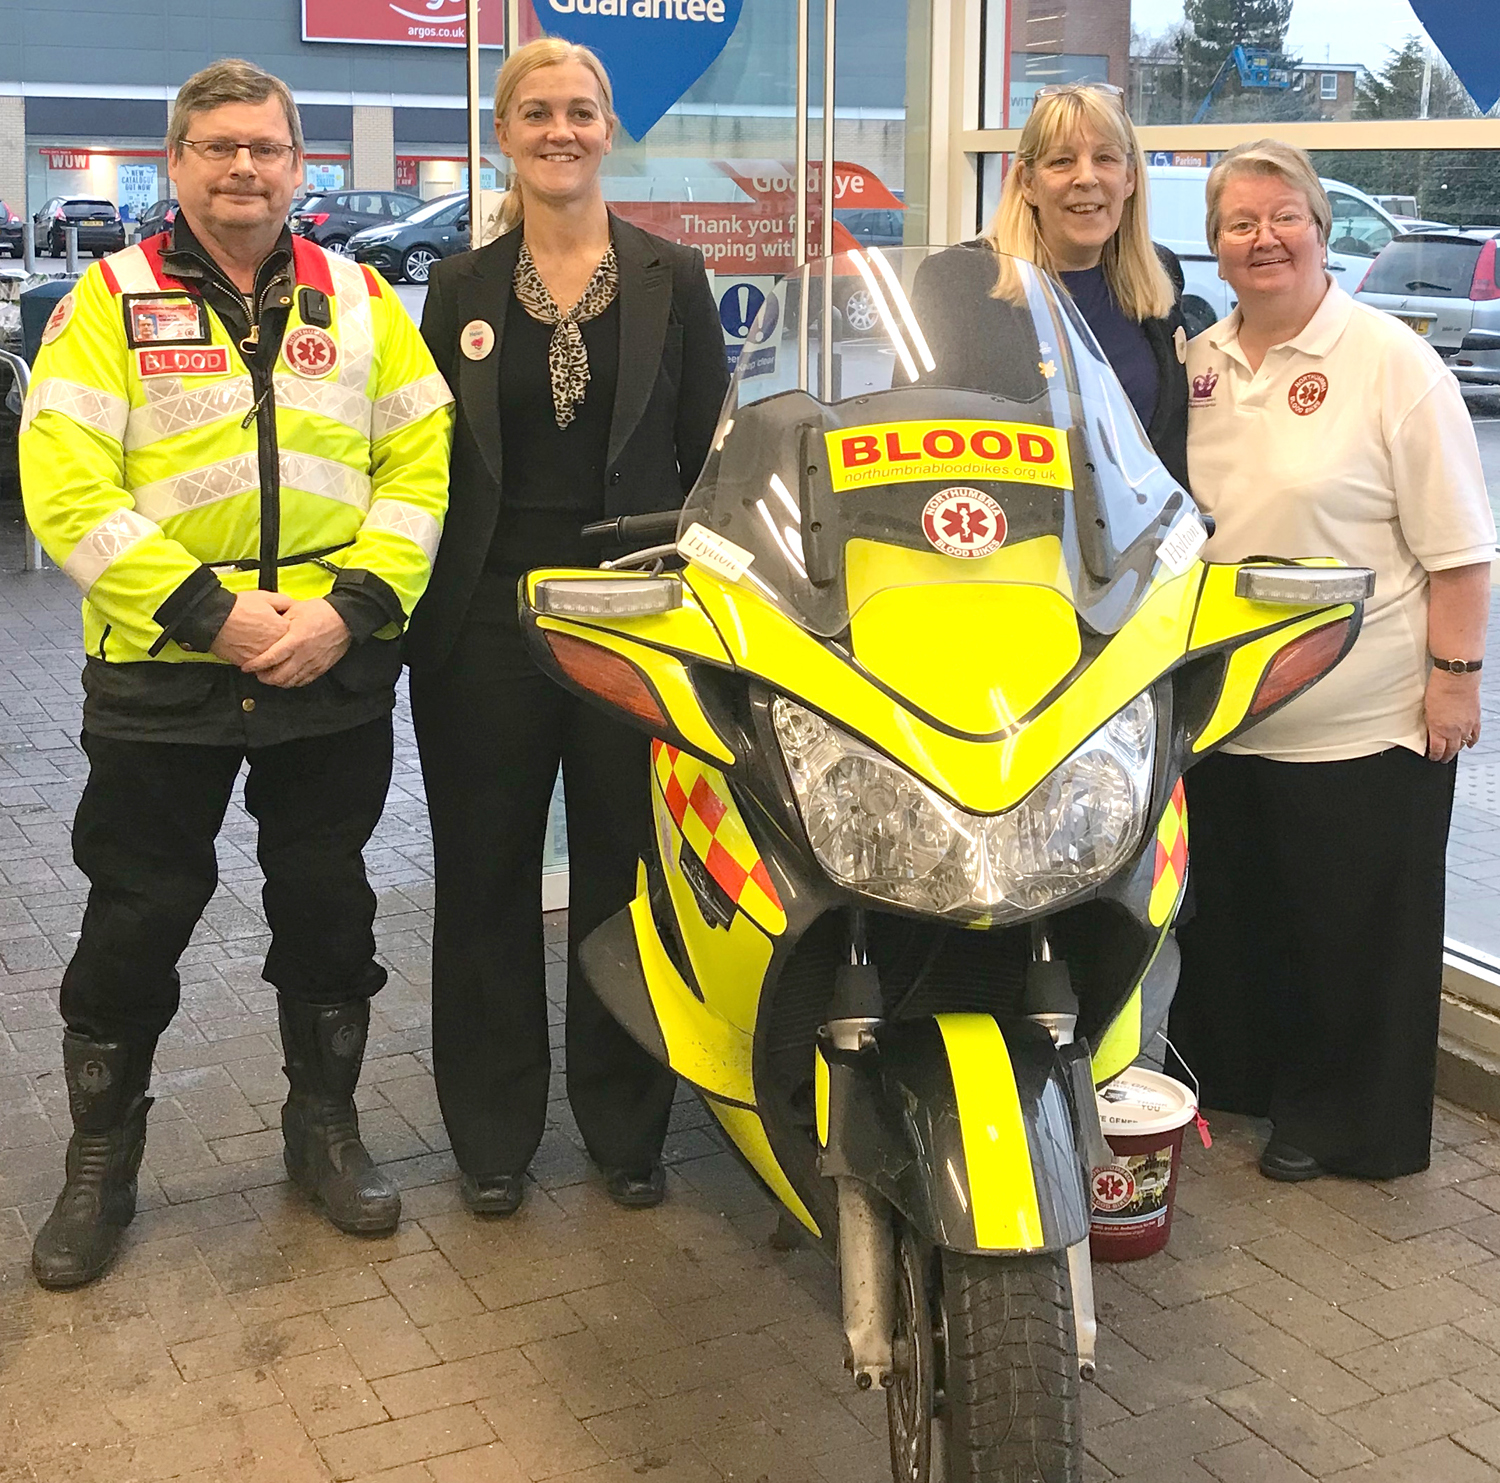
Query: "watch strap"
1432 656 1484 673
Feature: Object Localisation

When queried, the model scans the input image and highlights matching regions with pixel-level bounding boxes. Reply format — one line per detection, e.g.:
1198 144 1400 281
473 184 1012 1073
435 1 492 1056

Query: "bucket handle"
1154 1031 1212 1150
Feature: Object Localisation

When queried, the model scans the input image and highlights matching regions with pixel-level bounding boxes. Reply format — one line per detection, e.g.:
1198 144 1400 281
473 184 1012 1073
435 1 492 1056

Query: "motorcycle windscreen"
679 246 1196 644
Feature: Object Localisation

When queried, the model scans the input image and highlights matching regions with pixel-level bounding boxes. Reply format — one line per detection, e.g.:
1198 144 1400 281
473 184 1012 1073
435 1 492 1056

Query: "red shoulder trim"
292 236 336 295
98 258 121 294
137 232 189 290
360 264 384 298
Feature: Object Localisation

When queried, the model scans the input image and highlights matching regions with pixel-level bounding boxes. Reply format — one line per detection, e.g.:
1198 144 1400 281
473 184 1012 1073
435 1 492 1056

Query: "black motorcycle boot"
32 1033 154 1290
278 997 401 1235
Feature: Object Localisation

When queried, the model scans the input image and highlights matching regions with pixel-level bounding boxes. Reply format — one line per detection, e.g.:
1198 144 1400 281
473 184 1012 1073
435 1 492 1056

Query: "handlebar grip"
580 512 682 544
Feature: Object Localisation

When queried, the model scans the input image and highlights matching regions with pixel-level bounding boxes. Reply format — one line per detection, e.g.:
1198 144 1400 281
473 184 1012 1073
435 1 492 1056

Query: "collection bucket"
1089 1067 1197 1262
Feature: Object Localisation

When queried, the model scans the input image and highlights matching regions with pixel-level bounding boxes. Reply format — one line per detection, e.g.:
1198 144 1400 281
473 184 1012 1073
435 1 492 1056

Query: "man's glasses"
181 140 297 165
1219 212 1314 243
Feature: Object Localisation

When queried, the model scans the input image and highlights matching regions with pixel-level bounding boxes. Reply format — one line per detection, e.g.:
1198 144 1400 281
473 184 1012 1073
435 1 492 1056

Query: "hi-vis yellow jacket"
19 232 453 666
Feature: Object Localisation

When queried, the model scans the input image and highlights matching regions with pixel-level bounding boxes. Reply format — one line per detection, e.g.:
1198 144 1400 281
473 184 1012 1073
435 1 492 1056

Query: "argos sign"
303 0 504 47
539 0 744 138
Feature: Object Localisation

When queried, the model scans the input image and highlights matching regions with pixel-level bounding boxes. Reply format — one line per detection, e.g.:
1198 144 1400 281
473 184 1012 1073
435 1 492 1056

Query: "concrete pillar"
0 97 26 224
351 105 395 190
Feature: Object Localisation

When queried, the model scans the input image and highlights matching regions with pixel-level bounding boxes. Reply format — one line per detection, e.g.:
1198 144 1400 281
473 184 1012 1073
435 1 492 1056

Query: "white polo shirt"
1187 279 1495 763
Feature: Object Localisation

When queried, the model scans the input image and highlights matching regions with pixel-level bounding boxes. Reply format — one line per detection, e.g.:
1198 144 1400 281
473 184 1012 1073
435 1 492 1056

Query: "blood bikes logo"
824 419 1073 494
1288 371 1328 416
41 294 75 346
922 487 1007 559
283 325 339 378
1091 1164 1136 1213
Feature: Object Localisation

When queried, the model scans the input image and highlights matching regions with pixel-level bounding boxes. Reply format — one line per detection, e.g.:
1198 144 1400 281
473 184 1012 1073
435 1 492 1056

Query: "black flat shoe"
1259 1139 1325 1183
460 1172 525 1216
603 1165 666 1208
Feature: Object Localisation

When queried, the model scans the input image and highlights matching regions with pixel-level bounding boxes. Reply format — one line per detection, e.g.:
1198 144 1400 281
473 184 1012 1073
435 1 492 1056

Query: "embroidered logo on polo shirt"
1288 372 1328 416
1189 369 1219 407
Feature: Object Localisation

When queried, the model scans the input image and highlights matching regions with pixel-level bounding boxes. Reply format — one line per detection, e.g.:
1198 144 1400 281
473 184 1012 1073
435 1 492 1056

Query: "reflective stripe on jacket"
19 233 453 665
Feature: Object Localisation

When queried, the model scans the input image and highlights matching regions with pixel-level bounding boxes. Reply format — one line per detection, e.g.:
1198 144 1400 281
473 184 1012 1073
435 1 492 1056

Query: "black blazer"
405 214 730 672
916 241 1189 492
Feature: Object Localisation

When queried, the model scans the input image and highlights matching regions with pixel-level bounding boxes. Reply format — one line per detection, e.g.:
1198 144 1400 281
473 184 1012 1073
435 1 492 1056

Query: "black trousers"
61 719 394 1044
409 617 676 1179
1166 747 1455 1179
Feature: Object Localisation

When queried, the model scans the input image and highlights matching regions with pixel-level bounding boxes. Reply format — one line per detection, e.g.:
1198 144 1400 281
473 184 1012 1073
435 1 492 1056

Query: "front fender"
822 1014 1091 1256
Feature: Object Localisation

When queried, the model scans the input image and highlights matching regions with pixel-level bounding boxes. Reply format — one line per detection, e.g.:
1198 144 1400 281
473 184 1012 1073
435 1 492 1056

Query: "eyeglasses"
1033 82 1127 103
1219 211 1314 243
180 139 298 165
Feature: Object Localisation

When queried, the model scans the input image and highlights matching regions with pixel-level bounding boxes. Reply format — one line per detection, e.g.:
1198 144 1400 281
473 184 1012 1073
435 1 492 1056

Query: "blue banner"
536 0 745 139
1408 0 1500 113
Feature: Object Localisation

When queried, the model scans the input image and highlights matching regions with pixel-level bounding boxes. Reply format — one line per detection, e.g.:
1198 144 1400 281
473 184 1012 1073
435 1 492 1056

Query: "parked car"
32 198 127 257
829 207 908 334
1354 229 1500 386
136 198 178 239
0 201 22 257
293 190 422 253
348 192 476 283
1147 167 1404 337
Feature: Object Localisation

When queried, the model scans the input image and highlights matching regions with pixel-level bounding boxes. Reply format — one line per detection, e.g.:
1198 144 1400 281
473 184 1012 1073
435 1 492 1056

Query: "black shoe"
1260 1138 1325 1182
460 1172 525 1217
278 998 401 1236
603 1165 666 1208
32 1033 155 1290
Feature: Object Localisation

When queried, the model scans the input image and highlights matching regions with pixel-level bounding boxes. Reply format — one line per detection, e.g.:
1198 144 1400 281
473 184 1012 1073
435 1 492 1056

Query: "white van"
1147 166 1402 336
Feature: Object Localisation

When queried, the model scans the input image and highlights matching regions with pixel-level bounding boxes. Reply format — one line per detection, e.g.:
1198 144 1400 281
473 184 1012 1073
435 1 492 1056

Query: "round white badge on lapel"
1173 325 1188 364
461 320 495 360
284 325 339 378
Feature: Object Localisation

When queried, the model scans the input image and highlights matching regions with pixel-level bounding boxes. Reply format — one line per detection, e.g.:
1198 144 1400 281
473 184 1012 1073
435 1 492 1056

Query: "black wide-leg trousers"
410 618 677 1179
1166 746 1456 1179
61 719 394 1044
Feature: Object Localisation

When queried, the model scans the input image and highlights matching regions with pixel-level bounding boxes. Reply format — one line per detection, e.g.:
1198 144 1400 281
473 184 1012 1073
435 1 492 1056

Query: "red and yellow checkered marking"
1148 778 1188 926
652 742 787 936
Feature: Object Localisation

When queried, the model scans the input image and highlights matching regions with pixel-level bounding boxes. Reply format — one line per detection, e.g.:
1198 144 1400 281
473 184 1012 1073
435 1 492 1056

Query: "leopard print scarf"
512 240 620 429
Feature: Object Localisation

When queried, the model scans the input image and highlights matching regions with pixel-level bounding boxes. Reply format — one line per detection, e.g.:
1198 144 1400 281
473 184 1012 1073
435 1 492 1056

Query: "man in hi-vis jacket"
19 59 452 1287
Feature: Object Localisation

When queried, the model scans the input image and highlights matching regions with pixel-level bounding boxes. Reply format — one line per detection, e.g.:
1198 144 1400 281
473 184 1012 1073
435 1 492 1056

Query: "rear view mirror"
1235 565 1375 605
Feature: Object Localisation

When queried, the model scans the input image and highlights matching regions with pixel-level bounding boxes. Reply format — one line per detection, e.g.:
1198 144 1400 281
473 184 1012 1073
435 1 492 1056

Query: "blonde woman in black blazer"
407 39 729 1216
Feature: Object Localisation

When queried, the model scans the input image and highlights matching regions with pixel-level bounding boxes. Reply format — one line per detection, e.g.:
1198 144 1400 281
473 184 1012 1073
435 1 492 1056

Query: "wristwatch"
1431 656 1484 673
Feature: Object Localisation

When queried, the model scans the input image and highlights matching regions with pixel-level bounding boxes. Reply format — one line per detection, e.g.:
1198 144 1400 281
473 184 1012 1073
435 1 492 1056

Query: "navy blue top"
1060 264 1159 429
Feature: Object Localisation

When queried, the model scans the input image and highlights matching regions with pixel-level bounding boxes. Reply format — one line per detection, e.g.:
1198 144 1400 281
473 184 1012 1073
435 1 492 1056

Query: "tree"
1356 36 1479 121
1179 0 1294 105
1316 38 1498 225
1131 0 1315 125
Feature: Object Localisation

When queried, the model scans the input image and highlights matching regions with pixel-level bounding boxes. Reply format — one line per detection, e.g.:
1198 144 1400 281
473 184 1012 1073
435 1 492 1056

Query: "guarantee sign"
825 419 1073 494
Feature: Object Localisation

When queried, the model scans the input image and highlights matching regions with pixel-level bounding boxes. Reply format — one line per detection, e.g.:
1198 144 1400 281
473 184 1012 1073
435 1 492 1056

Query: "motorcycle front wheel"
891 1238 1082 1483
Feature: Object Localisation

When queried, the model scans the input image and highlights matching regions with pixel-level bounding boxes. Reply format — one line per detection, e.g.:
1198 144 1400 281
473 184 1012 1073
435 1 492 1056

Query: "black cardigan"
405 215 730 672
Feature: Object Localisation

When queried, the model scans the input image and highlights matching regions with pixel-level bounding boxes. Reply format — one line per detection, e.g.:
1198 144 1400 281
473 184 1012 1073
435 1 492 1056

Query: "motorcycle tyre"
939 1248 1081 1483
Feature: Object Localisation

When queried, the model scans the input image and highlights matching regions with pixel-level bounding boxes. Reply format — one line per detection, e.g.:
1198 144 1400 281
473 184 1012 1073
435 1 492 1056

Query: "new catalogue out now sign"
302 0 504 47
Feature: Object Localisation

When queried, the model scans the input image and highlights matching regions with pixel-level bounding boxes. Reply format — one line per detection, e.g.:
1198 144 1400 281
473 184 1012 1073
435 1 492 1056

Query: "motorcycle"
517 246 1371 1482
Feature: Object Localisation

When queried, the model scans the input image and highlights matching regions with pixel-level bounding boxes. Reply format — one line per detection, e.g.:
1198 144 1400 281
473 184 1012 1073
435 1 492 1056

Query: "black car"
33 198 127 257
136 198 177 240
0 200 22 257
348 192 472 283
292 190 422 253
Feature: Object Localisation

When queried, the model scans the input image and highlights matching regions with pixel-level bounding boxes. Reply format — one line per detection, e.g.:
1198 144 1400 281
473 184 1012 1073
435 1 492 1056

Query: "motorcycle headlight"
772 693 1156 921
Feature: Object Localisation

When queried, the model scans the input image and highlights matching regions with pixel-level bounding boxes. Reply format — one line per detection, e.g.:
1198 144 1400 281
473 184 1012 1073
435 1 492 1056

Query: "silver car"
1354 230 1500 386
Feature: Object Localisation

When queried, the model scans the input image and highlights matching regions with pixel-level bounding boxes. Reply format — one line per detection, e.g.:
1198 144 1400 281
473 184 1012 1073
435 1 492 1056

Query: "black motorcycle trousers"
61 720 394 1044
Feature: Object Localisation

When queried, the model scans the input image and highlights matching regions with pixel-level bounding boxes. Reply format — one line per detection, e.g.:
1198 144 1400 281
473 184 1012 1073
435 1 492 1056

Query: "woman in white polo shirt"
1166 140 1495 1182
